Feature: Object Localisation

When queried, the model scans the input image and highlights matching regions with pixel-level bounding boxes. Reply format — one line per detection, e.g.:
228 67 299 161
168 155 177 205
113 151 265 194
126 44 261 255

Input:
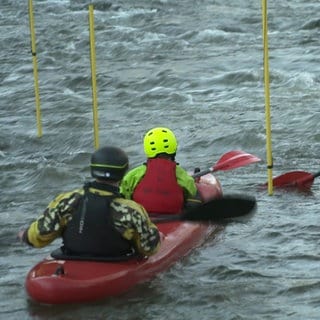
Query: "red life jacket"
133 158 184 214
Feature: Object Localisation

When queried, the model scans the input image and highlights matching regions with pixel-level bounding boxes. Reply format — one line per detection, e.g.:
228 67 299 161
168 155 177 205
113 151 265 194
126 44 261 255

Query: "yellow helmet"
143 127 178 158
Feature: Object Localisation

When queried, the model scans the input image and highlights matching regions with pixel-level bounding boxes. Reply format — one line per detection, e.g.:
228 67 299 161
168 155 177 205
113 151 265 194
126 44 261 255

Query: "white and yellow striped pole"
88 4 99 150
28 0 42 137
262 0 273 195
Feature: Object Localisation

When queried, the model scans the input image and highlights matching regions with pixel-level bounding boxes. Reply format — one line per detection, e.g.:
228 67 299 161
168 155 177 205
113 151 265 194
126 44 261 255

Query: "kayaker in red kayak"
18 146 161 259
120 127 202 214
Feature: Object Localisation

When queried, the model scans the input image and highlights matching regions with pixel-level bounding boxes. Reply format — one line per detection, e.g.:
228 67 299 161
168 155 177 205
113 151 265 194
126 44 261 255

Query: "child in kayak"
120 127 202 214
18 146 160 259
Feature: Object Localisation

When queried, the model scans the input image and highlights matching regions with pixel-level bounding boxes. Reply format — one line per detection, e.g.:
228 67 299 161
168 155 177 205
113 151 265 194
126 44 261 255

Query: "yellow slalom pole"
88 4 99 150
261 0 273 195
28 0 42 137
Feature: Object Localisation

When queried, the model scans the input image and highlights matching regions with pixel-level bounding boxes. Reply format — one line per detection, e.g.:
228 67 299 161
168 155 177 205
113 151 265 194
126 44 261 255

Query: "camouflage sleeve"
111 198 160 256
26 189 83 248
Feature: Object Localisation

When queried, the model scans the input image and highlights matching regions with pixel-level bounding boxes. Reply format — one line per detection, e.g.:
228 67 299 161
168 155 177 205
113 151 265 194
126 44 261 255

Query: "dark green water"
0 0 319 319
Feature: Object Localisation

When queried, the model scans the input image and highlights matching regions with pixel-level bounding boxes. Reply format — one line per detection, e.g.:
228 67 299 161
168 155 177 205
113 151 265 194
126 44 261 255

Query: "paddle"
192 150 261 178
151 195 257 223
270 170 320 189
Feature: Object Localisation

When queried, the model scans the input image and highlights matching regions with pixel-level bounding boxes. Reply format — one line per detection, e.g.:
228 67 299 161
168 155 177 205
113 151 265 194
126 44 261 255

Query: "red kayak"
25 174 223 305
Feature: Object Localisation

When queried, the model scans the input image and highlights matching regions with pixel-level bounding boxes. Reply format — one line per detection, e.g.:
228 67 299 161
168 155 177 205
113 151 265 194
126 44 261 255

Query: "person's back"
18 146 160 259
120 127 201 214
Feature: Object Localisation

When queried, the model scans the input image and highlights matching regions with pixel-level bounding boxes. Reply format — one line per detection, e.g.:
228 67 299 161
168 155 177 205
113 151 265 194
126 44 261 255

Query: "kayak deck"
25 174 222 304
26 221 218 304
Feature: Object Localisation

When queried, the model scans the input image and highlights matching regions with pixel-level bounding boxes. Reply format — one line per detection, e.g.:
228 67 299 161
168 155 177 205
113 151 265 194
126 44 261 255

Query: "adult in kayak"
120 127 202 214
18 146 160 259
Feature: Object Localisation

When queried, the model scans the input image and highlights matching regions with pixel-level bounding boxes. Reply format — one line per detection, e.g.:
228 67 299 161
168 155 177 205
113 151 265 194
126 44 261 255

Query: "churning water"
0 0 319 319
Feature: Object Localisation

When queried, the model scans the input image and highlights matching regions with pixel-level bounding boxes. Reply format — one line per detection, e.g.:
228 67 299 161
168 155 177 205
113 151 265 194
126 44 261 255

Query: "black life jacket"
132 158 184 214
62 182 133 258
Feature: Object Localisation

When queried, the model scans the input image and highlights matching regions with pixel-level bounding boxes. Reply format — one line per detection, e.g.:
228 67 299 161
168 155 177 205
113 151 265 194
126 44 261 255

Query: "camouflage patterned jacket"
23 181 160 257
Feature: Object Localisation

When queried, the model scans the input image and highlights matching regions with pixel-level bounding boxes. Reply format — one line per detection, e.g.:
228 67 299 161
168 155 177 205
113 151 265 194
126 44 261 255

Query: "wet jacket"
120 159 201 214
24 181 160 257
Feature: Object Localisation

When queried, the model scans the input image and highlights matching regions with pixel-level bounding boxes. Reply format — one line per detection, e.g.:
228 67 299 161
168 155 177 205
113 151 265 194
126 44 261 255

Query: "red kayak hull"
25 174 222 304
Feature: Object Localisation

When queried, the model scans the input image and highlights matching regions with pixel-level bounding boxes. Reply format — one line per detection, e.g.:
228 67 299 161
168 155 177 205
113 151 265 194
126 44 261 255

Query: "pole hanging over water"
88 4 99 150
261 0 274 195
28 0 42 137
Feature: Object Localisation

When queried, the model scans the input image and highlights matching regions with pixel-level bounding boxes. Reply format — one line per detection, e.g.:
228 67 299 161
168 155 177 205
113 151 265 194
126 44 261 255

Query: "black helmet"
90 146 129 181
